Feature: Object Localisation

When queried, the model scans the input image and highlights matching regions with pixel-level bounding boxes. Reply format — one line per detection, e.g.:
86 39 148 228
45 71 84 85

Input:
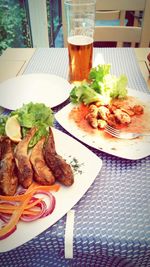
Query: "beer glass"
64 0 96 83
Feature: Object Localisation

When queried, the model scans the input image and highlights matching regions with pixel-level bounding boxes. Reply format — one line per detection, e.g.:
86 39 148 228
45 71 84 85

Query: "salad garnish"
70 64 128 105
0 102 54 147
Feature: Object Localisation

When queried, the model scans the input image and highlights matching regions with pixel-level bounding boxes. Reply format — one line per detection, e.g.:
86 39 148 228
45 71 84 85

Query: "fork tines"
105 124 120 136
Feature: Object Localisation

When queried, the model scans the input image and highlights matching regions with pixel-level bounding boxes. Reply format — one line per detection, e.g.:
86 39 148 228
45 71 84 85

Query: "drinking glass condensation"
64 0 96 83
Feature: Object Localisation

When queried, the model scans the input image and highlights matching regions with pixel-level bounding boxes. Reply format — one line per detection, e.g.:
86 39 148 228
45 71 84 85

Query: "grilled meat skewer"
0 137 18 195
44 128 74 186
30 136 55 185
15 127 37 188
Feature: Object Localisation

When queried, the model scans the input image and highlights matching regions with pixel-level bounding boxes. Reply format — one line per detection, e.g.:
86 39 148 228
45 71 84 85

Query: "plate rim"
0 73 71 110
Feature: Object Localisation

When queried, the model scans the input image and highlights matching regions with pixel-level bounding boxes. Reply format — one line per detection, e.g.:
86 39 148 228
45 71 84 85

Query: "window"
0 0 32 55
47 0 63 47
0 0 63 55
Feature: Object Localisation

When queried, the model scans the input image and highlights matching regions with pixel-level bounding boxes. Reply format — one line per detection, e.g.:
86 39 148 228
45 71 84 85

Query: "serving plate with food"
55 64 150 160
0 103 102 252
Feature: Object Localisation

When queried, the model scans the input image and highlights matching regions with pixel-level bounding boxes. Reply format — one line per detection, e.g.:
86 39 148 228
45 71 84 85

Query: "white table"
0 47 150 267
0 47 150 89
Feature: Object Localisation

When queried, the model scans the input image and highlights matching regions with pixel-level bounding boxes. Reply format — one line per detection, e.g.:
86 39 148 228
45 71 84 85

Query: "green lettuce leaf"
9 102 54 147
110 75 128 99
0 114 9 135
69 64 128 105
70 82 101 105
89 64 111 94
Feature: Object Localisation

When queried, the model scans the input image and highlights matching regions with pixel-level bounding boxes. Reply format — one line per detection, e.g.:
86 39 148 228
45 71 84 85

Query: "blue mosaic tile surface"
0 48 150 267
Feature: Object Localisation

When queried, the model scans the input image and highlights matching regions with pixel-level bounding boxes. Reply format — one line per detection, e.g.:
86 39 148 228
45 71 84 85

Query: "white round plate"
0 73 71 110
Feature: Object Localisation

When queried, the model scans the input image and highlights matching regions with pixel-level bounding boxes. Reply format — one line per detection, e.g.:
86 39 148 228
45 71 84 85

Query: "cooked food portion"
0 137 2 159
0 126 74 195
30 136 55 185
85 100 144 129
113 109 131 124
0 137 18 195
132 105 144 115
69 64 146 133
14 127 37 189
0 102 75 196
44 128 74 186
98 106 110 121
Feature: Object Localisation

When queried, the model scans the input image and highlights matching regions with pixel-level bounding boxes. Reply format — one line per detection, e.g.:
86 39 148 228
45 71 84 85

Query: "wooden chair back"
95 0 150 47
61 0 150 47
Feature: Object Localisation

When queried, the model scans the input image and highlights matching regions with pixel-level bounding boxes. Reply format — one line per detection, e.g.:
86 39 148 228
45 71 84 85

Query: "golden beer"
68 35 93 83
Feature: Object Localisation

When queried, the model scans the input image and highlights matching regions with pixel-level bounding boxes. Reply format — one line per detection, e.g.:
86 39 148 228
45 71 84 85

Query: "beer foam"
68 35 93 46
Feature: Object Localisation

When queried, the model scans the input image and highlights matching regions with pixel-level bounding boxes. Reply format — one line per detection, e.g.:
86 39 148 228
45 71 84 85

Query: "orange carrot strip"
0 184 60 202
0 183 60 238
25 198 43 209
0 185 35 237
0 198 43 211
28 184 61 193
0 205 19 210
0 193 34 202
0 182 36 202
0 209 39 216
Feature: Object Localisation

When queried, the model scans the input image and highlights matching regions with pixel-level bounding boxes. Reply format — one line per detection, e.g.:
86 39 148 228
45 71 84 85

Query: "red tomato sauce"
69 97 150 137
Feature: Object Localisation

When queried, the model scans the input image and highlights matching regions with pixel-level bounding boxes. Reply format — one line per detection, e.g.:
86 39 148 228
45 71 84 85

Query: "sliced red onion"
0 226 16 240
20 199 47 222
0 201 18 206
20 191 56 222
0 213 10 223
35 191 56 217
0 202 16 223
15 188 26 195
0 189 56 240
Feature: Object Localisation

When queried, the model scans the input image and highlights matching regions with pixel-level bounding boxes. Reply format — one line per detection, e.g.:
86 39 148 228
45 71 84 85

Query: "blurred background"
0 0 63 55
0 0 144 55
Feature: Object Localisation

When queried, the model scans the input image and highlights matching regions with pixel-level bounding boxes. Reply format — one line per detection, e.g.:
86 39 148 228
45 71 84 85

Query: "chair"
95 9 126 47
61 0 150 48
61 0 125 47
95 0 150 47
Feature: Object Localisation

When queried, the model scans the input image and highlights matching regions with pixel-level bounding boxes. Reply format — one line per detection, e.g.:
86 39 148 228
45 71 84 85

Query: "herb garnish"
69 156 84 175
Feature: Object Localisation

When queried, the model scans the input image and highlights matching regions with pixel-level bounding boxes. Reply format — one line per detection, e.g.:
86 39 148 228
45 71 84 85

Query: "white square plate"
55 89 150 160
0 127 102 252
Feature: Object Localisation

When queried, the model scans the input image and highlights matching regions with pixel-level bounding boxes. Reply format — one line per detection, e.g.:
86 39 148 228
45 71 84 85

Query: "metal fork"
104 124 150 139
